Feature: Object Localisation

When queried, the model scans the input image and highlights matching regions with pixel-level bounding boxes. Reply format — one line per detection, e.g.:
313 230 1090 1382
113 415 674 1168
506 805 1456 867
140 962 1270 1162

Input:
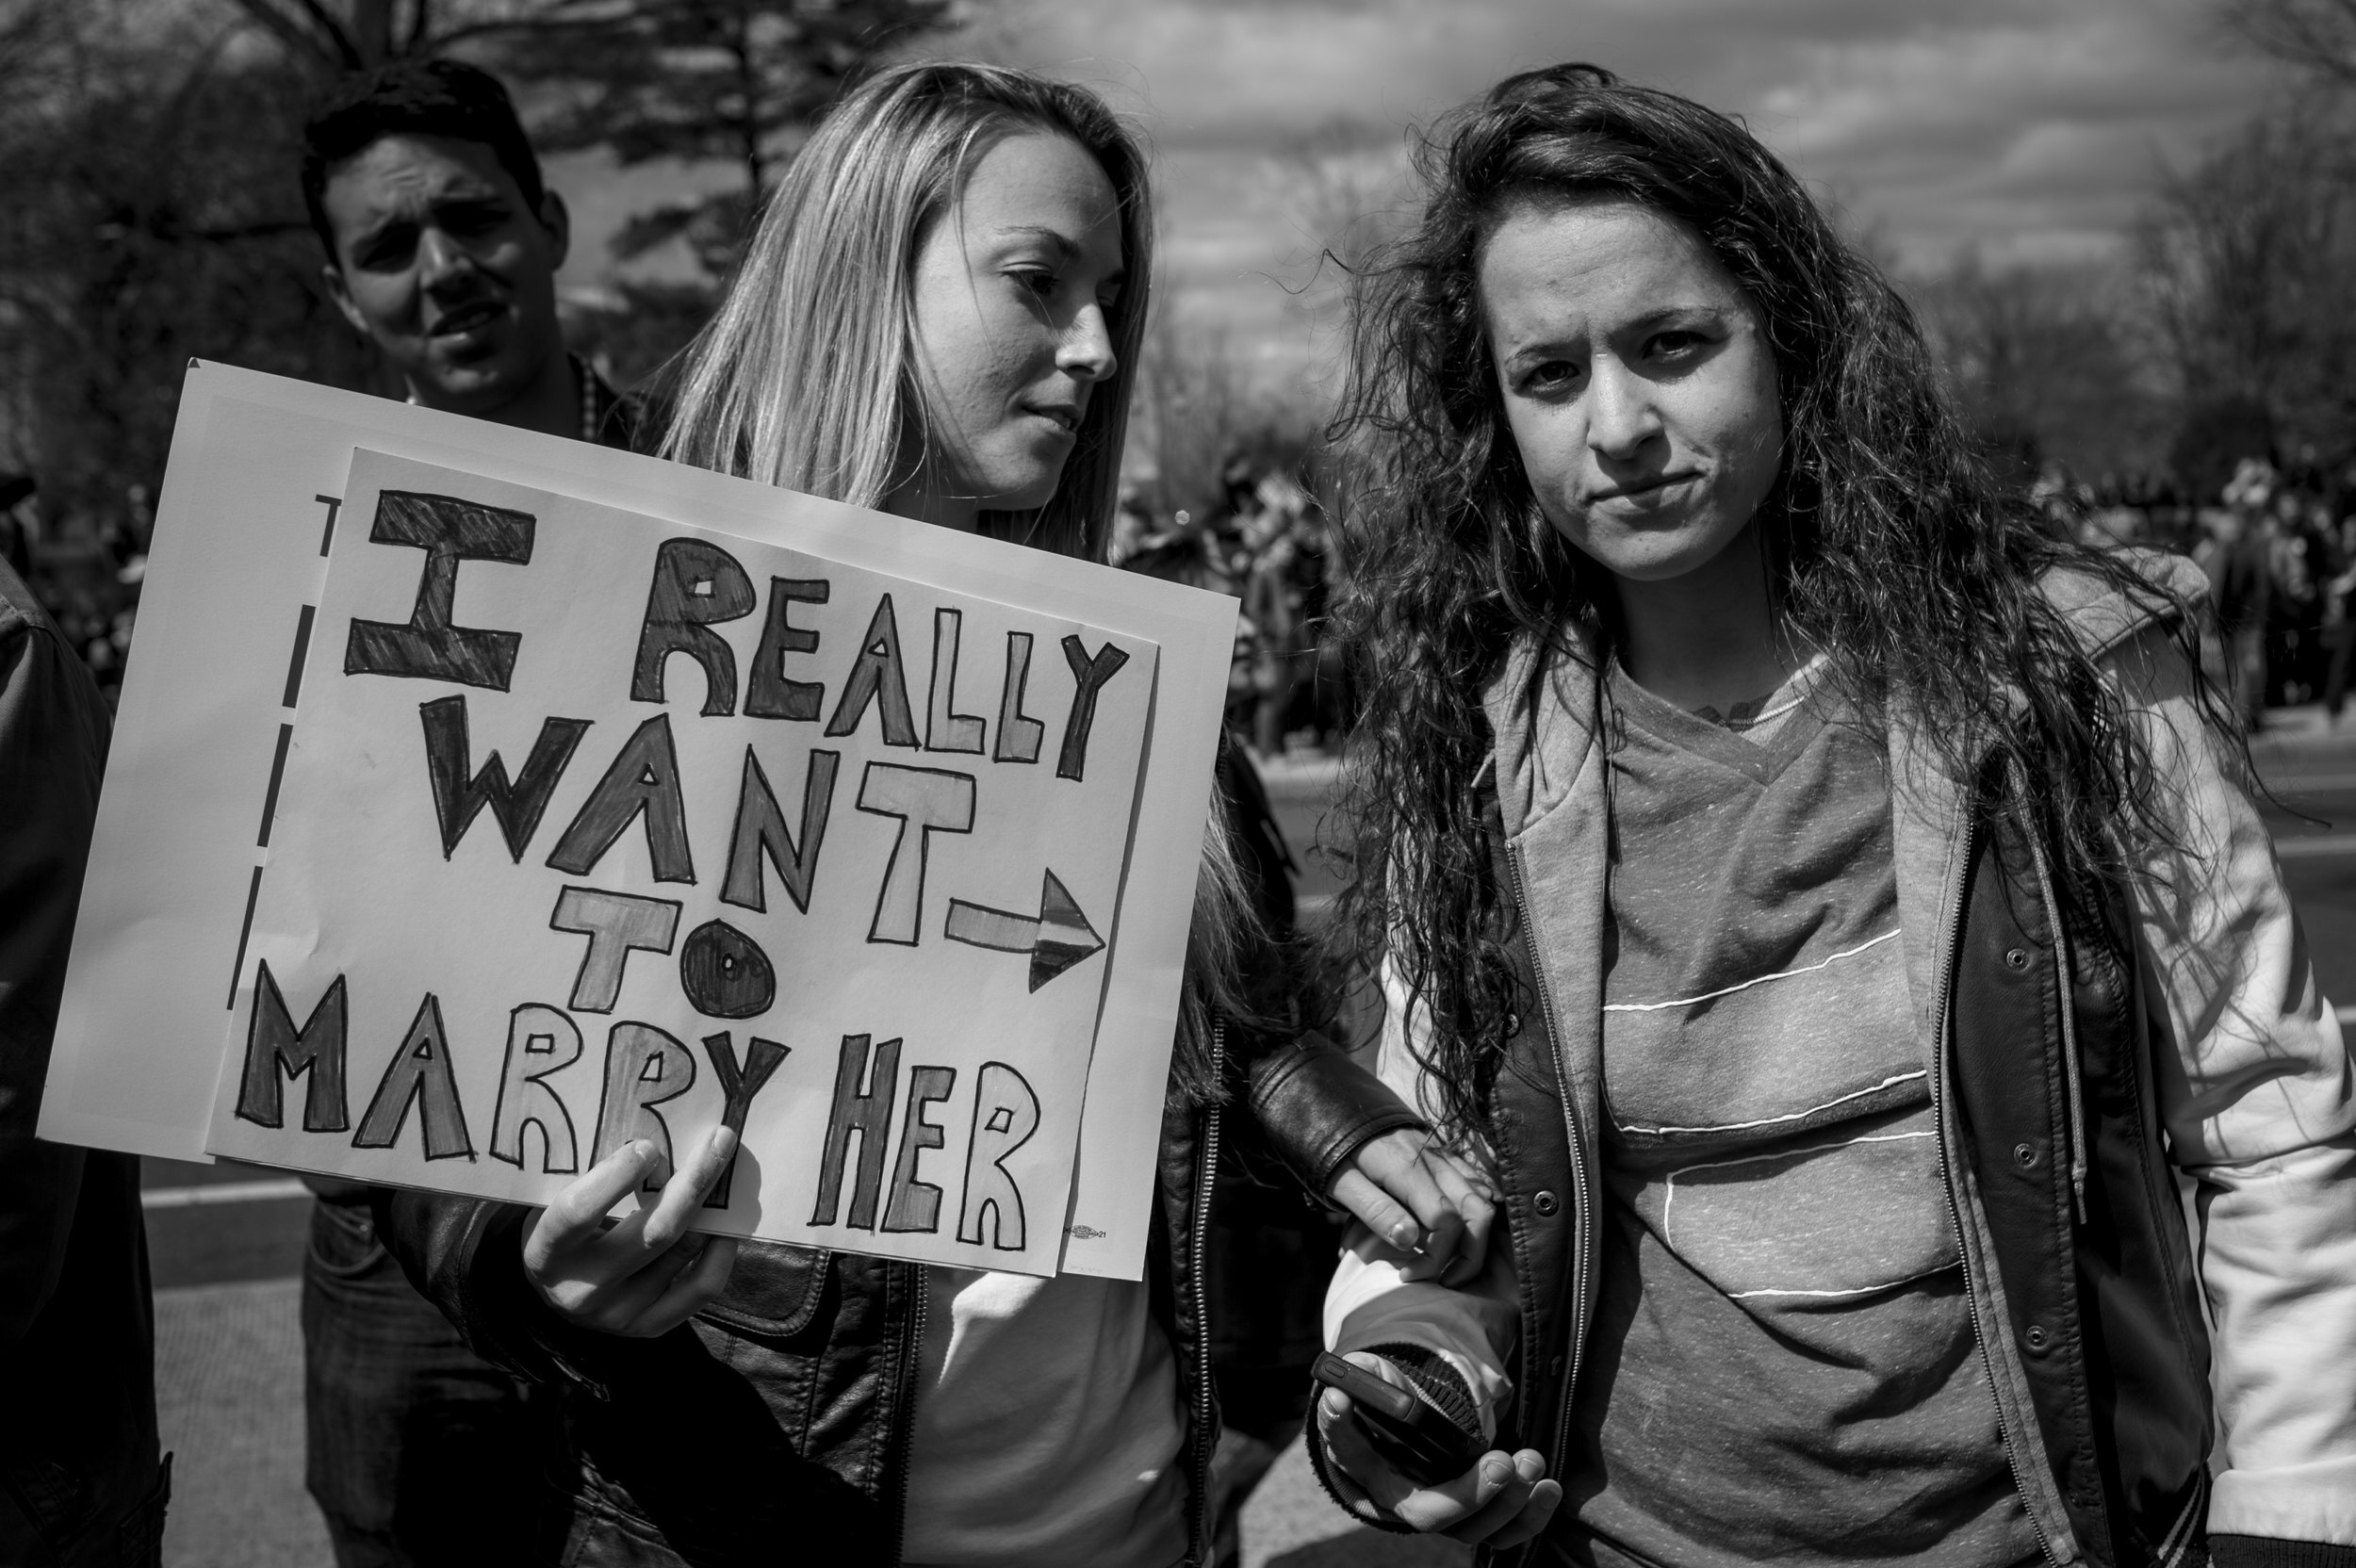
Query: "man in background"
2211 461 2279 733
295 57 631 1566
304 58 633 449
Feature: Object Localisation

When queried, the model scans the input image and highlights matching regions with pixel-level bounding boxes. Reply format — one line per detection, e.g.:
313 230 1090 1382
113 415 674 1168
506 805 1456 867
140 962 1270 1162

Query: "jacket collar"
1482 548 2207 1033
1481 631 1587 843
1473 629 1982 1166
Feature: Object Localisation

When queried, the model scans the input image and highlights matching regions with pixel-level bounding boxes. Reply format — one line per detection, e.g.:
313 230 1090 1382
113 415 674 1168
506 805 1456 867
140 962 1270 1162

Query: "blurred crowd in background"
2045 452 2356 729
1113 458 1348 760
0 427 1367 751
0 472 149 699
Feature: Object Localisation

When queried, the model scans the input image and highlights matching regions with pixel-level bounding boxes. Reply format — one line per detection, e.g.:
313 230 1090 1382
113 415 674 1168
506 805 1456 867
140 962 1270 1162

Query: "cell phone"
1312 1350 1482 1486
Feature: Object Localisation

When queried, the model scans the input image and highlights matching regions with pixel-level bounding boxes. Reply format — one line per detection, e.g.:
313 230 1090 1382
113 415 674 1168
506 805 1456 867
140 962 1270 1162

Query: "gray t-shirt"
1557 657 2038 1567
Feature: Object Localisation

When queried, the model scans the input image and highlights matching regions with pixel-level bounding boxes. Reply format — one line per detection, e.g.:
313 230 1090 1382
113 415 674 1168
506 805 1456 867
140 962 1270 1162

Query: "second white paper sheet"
206 450 1157 1277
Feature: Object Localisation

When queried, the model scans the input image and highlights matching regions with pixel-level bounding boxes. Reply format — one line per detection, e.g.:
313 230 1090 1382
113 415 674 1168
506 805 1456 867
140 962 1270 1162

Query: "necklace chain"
574 353 600 444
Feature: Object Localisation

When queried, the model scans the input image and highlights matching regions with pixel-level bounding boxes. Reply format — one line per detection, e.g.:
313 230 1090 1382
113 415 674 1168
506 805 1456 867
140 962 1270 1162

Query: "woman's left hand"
1328 1129 1495 1285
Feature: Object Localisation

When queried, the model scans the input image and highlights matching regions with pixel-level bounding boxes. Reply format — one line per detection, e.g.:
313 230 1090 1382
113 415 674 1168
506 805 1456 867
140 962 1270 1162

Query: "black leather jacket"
381 1026 1415 1566
1468 776 2216 1568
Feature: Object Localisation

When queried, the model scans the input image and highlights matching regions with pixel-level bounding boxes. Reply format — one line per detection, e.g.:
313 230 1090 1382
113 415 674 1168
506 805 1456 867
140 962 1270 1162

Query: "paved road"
140 726 2356 1566
2254 731 2356 1008
143 1157 309 1290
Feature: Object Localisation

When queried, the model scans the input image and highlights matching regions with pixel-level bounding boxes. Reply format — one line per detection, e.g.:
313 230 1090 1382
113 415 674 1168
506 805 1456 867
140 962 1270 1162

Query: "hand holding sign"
524 1124 742 1338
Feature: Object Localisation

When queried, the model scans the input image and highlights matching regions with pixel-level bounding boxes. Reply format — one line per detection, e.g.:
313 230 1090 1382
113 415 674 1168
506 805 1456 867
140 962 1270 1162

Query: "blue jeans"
303 1196 562 1567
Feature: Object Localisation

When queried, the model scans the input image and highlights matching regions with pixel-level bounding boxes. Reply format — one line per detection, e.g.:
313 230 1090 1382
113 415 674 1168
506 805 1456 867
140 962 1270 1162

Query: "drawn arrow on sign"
943 869 1104 992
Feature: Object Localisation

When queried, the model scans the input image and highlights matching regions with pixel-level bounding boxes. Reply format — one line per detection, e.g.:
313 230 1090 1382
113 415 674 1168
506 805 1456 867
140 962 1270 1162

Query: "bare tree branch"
0 0 76 117
2134 87 2356 462
221 0 358 72
0 9 384 520
2218 0 2356 87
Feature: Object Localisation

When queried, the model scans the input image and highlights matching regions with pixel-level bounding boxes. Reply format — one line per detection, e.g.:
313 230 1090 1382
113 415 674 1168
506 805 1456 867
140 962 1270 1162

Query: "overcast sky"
554 0 2279 376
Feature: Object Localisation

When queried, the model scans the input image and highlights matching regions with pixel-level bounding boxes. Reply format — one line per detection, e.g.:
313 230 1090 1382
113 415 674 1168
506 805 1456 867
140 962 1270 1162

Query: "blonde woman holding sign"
382 62 1483 1568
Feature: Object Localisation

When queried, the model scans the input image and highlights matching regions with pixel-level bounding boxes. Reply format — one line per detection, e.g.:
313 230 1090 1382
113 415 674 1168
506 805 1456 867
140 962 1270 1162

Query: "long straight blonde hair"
662 65 1289 1106
659 61 1153 563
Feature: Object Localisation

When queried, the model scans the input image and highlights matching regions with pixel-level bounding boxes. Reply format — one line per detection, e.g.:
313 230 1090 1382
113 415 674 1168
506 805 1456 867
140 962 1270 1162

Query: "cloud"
558 1 2281 381
984 0 2272 277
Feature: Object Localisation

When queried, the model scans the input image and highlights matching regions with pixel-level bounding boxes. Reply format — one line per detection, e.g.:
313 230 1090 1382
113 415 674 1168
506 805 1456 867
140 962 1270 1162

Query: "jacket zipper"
889 1263 928 1566
2010 762 2090 1223
1188 1021 1226 1567
1930 810 2061 1568
2018 812 2090 1224
1504 839 1594 1481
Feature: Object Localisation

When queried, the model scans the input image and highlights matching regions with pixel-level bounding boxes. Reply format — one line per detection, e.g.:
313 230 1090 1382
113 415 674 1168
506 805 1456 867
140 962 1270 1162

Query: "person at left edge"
292 57 623 1568
0 567 167 1562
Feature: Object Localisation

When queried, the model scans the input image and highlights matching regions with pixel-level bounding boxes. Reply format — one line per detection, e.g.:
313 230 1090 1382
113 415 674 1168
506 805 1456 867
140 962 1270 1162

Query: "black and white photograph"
4 2 2355 1565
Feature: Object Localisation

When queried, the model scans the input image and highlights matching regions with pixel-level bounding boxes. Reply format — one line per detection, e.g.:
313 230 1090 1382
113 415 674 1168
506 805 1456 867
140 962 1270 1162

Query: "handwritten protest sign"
42 363 1237 1280
204 450 1153 1274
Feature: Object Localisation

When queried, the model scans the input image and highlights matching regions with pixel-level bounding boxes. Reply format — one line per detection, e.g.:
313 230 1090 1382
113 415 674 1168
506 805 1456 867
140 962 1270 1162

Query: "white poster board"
41 363 1236 1280
207 449 1156 1275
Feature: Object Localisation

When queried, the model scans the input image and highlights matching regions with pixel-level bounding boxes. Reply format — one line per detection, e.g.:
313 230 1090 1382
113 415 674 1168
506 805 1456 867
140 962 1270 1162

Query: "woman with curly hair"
1308 63 2356 1565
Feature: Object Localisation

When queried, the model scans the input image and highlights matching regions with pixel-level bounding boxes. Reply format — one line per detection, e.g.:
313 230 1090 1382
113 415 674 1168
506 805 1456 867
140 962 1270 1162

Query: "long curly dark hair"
1328 63 2211 1142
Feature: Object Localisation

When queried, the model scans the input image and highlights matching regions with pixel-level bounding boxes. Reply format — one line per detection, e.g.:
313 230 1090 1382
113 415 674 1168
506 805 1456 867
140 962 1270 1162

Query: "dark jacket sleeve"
0 581 167 1562
1240 1030 1425 1198
375 1188 616 1396
0 597 111 1351
1211 737 1425 1196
